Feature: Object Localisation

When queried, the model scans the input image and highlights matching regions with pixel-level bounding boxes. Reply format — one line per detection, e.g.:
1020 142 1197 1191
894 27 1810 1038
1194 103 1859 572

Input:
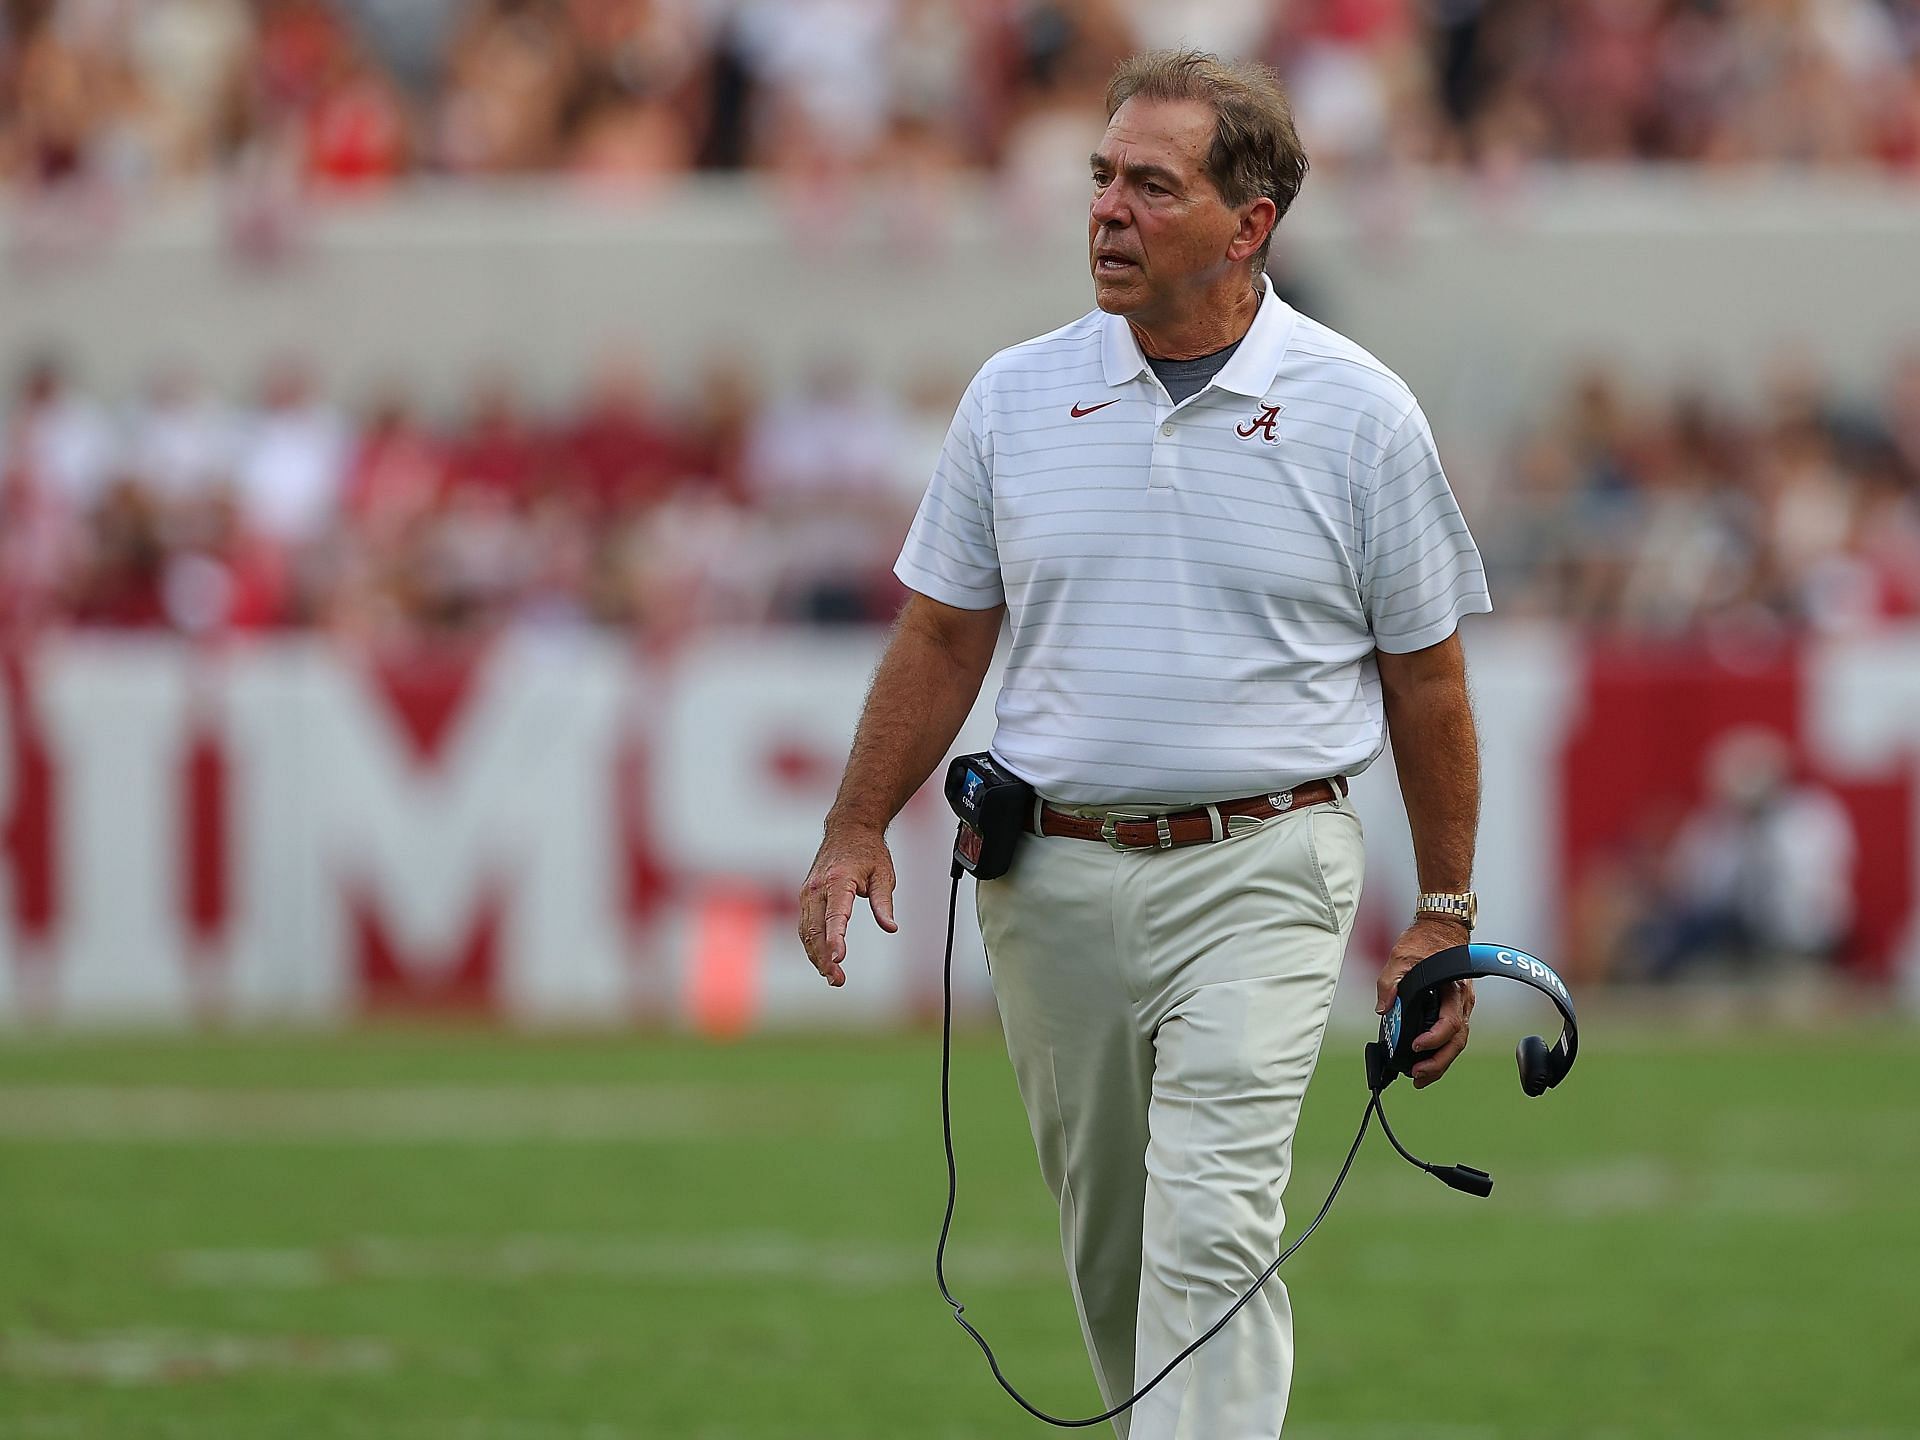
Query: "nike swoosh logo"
1069 400 1120 417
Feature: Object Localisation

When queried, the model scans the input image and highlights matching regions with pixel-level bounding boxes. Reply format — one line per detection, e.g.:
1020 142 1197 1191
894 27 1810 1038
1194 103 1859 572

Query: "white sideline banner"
0 628 1913 1027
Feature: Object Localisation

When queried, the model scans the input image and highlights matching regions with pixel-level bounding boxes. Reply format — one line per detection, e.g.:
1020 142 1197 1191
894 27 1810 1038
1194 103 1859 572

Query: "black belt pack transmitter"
944 752 1033 881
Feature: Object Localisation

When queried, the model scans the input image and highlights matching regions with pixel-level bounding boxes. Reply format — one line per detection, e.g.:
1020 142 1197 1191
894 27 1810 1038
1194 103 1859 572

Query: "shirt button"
1160 424 1174 437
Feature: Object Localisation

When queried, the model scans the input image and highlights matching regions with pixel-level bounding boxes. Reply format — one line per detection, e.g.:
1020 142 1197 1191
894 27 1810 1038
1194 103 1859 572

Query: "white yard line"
166 1232 1066 1292
0 1084 908 1142
1535 1158 1852 1218
0 1329 396 1385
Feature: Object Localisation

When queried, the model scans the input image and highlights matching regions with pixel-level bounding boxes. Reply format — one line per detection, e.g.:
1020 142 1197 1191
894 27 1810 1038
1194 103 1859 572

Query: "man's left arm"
1375 631 1480 1087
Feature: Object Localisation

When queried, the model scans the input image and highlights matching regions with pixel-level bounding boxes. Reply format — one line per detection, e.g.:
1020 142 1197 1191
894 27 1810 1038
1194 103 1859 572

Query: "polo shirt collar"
1098 272 1299 398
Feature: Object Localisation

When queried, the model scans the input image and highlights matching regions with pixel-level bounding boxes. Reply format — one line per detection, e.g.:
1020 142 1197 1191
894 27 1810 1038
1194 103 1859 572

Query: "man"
798 49 1489 1439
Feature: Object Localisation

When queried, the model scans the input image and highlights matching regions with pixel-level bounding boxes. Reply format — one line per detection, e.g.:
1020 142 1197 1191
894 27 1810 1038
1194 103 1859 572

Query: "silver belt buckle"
1101 811 1155 851
1267 789 1295 813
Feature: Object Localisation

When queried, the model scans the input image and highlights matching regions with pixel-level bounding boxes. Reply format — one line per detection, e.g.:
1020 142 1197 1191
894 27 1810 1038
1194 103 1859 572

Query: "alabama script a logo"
1235 403 1284 444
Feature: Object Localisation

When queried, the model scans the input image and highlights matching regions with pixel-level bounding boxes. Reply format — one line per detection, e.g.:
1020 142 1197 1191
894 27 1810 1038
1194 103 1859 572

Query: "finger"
1413 995 1472 1083
822 878 858 981
797 890 837 983
1412 1031 1470 1086
868 867 898 934
1420 983 1474 1052
1413 1010 1461 1054
1428 983 1466 1036
797 886 822 965
1376 951 1413 1014
799 869 849 985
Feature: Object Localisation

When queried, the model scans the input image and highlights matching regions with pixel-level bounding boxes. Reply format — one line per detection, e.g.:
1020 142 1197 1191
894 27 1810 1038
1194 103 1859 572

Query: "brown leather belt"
1025 777 1348 852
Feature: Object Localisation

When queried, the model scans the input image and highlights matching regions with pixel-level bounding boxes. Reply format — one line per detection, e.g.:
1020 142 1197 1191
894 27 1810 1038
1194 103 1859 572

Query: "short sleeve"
1361 403 1492 652
894 370 1005 608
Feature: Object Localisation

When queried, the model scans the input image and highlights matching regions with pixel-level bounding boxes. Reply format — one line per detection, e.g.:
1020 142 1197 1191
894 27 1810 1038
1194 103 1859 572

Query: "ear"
1226 196 1278 265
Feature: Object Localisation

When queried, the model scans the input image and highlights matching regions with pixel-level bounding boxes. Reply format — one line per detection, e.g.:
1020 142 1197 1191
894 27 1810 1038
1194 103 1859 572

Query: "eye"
1143 183 1169 197
1091 171 1110 188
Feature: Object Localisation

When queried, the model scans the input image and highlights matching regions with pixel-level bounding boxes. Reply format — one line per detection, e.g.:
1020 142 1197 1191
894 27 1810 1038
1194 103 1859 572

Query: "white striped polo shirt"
895 274 1491 806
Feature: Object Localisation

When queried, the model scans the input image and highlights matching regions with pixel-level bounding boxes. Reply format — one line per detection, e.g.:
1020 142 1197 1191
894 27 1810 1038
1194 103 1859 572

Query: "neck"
1128 275 1264 361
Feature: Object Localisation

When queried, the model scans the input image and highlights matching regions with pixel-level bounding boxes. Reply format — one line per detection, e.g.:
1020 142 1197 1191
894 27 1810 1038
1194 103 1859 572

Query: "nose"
1090 181 1128 230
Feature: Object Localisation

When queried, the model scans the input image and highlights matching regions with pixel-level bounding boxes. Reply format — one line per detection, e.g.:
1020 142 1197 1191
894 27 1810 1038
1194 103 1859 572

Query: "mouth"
1094 252 1139 275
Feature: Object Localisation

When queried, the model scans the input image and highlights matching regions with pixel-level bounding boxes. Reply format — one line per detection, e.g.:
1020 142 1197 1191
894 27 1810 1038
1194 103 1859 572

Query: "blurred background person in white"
1645 728 1858 982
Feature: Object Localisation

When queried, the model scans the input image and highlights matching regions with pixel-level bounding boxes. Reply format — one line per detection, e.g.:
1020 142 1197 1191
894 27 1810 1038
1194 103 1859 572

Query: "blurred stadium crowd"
4 345 1920 642
5 0 1920 647
4 0 1920 195
0 350 940 638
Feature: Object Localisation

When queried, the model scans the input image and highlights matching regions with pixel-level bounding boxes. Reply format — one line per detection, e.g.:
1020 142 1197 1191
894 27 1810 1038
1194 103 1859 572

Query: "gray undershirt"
1145 336 1245 404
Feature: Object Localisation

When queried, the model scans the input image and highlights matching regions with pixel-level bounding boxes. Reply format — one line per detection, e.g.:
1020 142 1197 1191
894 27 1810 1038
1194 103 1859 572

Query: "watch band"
1415 891 1477 929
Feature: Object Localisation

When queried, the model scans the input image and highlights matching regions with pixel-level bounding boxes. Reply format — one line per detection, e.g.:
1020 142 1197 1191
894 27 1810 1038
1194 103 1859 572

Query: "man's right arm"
798 592 1005 986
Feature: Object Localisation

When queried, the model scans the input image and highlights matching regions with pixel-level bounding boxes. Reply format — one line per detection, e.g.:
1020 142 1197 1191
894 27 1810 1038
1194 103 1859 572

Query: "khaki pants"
975 793 1364 1440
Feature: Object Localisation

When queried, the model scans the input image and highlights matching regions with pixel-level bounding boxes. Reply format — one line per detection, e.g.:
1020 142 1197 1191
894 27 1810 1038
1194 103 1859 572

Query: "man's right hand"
798 825 898 987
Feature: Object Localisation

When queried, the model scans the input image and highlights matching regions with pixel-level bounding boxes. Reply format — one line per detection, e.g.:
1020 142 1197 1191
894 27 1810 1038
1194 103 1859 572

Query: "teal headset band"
1389 943 1579 1087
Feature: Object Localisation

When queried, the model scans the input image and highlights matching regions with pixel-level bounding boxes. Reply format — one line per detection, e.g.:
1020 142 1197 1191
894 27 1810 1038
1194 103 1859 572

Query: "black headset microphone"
933 752 1581 1429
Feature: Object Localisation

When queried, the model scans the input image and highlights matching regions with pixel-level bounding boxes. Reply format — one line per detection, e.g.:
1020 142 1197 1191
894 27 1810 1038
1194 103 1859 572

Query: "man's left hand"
1376 916 1476 1088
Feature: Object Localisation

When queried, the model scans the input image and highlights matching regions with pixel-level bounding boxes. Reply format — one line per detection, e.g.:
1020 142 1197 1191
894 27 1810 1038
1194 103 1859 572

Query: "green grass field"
0 1021 1915 1439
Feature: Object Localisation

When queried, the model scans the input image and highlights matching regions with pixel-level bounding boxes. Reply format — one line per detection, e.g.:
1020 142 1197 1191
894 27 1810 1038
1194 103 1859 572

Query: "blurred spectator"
995 7 1118 221
2 341 1916 647
3 353 118 515
1887 348 1920 484
333 0 462 95
562 69 695 184
71 476 168 626
0 446 75 627
300 30 411 186
678 353 754 505
125 363 240 506
231 357 349 547
161 488 289 633
442 371 544 500
733 0 897 174
554 351 693 513
12 0 1920 195
742 357 915 623
1640 729 1857 980
341 385 445 540
1614 393 1754 634
1475 351 1920 636
434 0 579 174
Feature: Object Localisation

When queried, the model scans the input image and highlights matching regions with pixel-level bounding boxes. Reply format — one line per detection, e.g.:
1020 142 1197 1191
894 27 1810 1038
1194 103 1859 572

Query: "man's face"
1088 97 1245 321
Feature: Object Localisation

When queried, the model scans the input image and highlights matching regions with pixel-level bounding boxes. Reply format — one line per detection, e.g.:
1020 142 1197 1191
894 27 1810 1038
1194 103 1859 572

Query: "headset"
1369 943 1580 1101
1359 942 1580 1200
933 752 1581 1428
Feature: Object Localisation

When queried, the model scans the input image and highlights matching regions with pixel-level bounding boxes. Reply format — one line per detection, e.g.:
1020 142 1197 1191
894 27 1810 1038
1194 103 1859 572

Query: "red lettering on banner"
763 740 836 792
182 723 229 945
351 884 502 1015
365 641 490 767
0 632 1907 1026
616 735 670 927
1 654 56 942
616 733 675 1021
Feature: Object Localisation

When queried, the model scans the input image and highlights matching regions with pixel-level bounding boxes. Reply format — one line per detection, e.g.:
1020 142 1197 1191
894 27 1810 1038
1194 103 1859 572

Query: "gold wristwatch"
1415 891 1477 930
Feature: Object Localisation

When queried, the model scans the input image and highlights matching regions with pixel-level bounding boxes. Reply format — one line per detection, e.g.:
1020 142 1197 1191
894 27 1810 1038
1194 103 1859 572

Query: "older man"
800 49 1490 1438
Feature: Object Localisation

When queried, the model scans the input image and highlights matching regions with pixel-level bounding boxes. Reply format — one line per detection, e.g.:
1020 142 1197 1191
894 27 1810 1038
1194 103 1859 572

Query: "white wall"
5 173 1917 457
